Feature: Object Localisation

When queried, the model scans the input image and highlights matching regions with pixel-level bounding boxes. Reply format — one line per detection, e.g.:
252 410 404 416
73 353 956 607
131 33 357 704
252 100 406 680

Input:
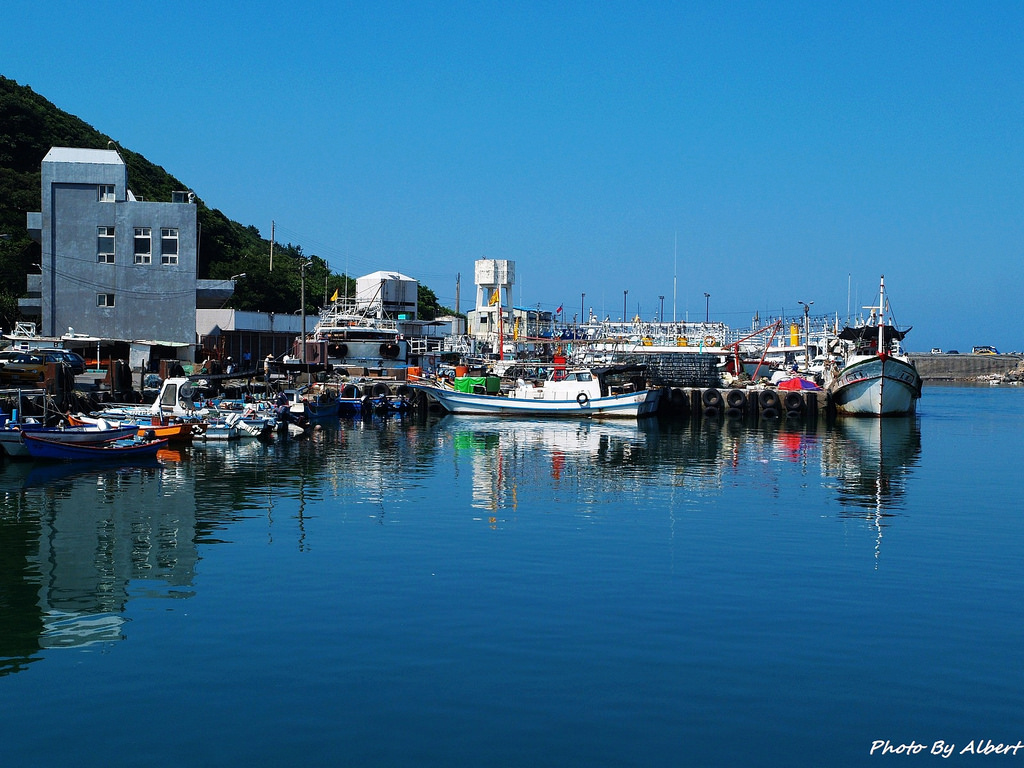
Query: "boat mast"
877 275 886 409
877 275 886 352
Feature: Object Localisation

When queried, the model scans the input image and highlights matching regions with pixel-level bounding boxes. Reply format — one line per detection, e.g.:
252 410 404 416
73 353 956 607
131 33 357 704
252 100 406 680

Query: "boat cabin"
510 365 646 402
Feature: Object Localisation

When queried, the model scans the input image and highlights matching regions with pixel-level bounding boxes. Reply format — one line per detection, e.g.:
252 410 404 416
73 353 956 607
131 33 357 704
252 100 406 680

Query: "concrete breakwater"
912 353 1024 382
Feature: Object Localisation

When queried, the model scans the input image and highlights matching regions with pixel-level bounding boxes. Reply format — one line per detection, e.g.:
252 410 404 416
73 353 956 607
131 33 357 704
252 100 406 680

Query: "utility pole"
300 260 308 364
799 300 814 372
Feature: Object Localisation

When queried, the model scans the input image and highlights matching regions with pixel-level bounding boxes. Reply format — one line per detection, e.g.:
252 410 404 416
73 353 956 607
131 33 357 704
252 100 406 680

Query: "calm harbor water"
1 384 1022 767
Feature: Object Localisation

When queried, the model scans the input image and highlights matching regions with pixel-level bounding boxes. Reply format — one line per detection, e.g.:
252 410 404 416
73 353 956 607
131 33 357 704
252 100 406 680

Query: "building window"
98 185 115 202
161 228 179 264
97 226 115 264
97 293 115 307
134 227 152 264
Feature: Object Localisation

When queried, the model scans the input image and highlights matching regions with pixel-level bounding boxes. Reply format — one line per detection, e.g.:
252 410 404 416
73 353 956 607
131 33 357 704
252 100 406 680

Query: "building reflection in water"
0 461 198 675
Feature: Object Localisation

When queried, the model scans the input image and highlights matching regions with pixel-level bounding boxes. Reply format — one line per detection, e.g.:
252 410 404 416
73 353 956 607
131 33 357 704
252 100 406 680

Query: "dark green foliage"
0 75 442 325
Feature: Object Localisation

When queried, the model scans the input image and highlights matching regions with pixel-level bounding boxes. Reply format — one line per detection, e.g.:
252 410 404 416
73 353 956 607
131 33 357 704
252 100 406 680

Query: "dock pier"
658 386 823 422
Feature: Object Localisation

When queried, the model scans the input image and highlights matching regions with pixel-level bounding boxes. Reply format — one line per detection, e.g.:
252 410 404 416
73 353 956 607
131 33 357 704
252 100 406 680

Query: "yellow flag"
489 288 500 306
513 317 520 340
330 288 339 302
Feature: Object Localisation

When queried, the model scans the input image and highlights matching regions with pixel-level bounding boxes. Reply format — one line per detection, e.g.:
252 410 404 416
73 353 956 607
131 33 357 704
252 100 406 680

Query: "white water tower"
475 258 515 310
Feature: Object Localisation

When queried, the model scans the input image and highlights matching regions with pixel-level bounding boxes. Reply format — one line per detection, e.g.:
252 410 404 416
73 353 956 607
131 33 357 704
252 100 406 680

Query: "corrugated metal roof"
43 147 124 165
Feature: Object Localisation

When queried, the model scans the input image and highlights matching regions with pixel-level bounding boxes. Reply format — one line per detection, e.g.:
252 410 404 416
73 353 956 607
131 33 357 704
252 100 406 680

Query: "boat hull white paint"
408 384 662 419
0 430 29 457
829 355 922 416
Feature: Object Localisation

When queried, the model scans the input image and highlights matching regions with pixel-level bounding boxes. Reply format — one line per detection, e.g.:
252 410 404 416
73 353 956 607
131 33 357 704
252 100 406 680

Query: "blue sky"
5 1 1022 351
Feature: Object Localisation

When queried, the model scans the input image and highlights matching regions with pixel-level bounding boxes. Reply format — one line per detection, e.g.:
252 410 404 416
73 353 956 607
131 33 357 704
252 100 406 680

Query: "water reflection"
0 413 925 674
825 417 922 512
0 461 197 675
436 414 922 544
440 416 663 513
821 416 922 564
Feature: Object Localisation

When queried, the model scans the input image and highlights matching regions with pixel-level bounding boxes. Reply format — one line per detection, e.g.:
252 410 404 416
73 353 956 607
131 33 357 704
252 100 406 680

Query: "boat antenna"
847 272 851 326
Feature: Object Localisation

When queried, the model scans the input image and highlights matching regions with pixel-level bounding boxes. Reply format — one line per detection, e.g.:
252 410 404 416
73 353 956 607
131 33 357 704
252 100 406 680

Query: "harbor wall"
626 349 1024 384
911 353 1023 381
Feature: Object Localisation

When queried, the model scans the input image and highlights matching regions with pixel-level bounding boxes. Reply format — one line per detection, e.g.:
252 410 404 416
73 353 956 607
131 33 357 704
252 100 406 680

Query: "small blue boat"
22 432 169 461
0 421 138 458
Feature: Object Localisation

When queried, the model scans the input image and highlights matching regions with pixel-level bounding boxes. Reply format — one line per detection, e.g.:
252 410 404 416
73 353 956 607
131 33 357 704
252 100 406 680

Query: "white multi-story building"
19 147 244 364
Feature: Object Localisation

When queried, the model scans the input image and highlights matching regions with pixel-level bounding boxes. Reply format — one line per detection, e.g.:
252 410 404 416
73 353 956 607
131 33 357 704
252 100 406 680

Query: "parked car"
31 348 87 374
0 352 47 384
947 350 960 354
0 347 87 380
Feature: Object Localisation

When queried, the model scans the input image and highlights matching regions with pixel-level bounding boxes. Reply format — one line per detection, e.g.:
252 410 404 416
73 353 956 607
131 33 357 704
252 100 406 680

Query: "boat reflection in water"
821 416 922 563
441 416 661 516
0 412 925 676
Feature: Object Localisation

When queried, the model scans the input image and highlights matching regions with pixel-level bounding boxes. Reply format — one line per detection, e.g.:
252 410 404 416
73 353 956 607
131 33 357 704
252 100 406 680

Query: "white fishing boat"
825 276 922 417
96 377 276 440
309 296 408 372
408 365 662 419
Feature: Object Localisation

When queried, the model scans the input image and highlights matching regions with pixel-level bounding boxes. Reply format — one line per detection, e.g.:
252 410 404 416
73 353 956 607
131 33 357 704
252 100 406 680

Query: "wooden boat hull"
0 428 32 458
829 355 922 416
22 433 169 461
21 425 139 444
408 383 662 419
1 423 139 458
67 414 201 443
135 423 200 442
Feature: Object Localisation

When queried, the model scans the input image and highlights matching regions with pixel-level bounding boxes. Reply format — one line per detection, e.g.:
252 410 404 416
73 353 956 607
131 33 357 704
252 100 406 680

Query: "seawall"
910 353 1024 381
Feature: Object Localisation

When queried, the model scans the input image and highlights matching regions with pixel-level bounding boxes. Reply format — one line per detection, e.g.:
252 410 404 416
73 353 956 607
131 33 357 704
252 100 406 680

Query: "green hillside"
0 75 450 332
